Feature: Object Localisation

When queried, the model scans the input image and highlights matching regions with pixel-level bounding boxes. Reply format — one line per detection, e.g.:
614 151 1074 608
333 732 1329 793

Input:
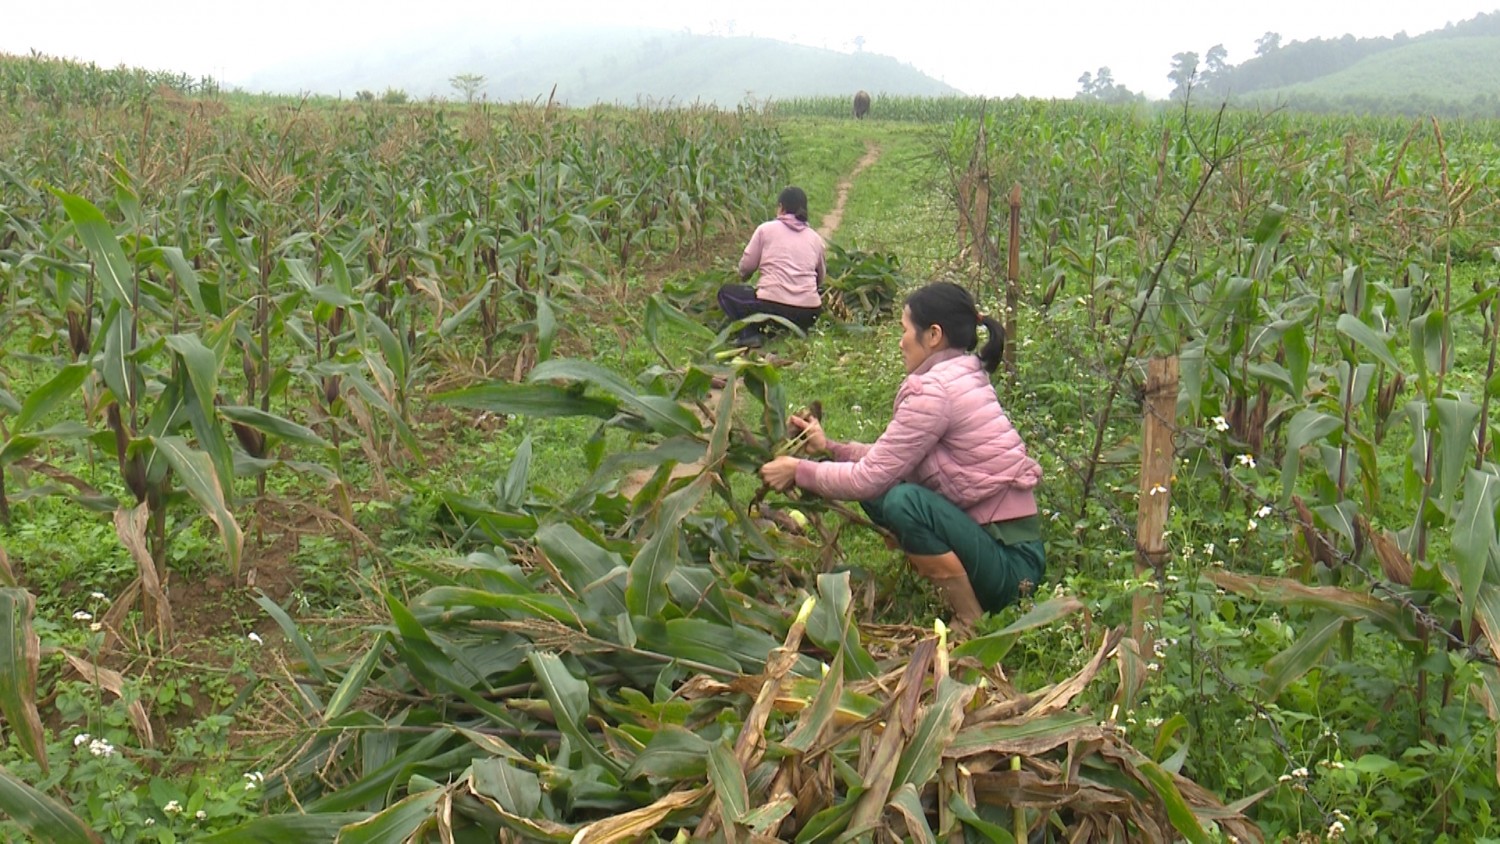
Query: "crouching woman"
760 281 1044 624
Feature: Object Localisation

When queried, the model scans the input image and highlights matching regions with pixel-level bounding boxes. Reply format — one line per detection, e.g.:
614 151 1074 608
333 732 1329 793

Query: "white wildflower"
1327 819 1346 840
1278 773 1293 783
1204 542 1215 556
88 738 114 758
247 632 264 645
144 818 155 826
1236 454 1257 468
90 591 107 601
164 800 183 815
1146 717 1163 728
73 611 93 621
1256 505 1273 518
244 771 265 790
1212 416 1230 432
1149 484 1168 496
196 810 207 820
89 622 102 632
1247 519 1259 531
73 733 90 748
1292 766 1309 778
850 404 862 414
1146 662 1161 672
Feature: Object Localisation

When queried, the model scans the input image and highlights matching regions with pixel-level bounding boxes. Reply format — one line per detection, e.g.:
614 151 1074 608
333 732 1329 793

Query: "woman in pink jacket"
717 186 826 348
760 282 1044 624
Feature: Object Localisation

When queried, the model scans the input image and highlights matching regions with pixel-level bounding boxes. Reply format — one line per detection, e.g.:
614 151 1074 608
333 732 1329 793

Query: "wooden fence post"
1004 185 1021 375
1134 355 1179 645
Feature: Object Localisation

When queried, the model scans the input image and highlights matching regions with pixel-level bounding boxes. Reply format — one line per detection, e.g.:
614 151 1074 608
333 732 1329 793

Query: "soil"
818 141 882 241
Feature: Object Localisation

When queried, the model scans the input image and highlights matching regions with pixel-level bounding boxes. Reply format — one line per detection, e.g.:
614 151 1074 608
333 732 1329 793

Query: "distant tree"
382 88 409 104
355 90 375 102
449 72 486 103
1076 66 1139 103
1077 70 1095 97
1168 52 1199 100
853 35 866 52
1256 32 1282 56
1200 44 1230 95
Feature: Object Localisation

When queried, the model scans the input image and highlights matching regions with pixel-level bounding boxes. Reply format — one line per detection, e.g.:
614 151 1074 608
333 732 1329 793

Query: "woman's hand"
788 412 828 455
760 456 800 491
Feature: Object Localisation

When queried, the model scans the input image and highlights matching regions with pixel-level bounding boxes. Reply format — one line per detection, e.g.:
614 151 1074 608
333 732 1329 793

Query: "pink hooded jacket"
794 348 1041 524
739 214 825 309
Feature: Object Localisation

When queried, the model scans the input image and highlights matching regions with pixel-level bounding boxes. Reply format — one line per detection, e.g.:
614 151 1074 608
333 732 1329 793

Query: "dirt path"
818 141 881 241
618 141 882 499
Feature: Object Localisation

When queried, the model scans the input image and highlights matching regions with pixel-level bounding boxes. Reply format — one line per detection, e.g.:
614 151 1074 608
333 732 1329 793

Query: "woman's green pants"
860 483 1045 613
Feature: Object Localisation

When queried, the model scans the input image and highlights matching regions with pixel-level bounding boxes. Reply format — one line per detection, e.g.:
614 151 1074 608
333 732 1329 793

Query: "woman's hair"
778 186 809 222
905 281 1006 373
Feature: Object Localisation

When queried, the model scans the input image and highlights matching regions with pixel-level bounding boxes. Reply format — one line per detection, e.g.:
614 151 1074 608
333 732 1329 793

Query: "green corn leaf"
1283 322 1310 397
254 591 329 686
1280 410 1342 505
218 404 329 449
141 245 207 316
529 359 701 435
323 633 387 723
1336 313 1400 372
1453 468 1500 631
1409 310 1446 386
627 474 710 616
807 573 878 679
151 435 243 576
1136 760 1212 844
952 596 1085 665
527 651 623 776
334 785 445 844
0 764 101 844
892 678 976 789
794 787 864 844
166 334 235 501
535 523 628 616
0 590 47 773
1434 398 1482 505
364 311 408 387
414 587 578 624
783 651 845 754
945 793 1014 842
100 304 137 407
536 288 557 362
13 362 89 432
706 740 750 825
436 382 620 421
471 757 542 816
499 435 532 509
53 189 134 307
1260 615 1345 701
197 813 369 843
623 725 711 781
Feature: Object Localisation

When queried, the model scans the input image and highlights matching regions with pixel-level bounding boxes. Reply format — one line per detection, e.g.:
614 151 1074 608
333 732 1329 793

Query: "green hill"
1192 11 1500 115
242 26 959 106
1254 37 1500 105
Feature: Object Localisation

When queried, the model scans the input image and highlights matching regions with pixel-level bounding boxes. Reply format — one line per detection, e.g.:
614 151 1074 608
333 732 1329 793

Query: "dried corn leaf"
63 652 154 748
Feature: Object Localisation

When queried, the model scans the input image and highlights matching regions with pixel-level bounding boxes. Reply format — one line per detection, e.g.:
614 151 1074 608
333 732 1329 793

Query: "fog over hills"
242 24 960 106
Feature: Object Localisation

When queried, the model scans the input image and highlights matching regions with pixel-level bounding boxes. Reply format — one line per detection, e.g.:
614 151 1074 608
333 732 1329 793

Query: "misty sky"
5 1 1498 99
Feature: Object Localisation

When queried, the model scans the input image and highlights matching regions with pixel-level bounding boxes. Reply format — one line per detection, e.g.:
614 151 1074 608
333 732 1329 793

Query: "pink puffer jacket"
794 348 1041 523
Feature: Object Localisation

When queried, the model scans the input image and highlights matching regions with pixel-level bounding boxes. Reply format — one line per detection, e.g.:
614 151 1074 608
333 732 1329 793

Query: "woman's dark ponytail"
778 186 810 223
906 281 1007 371
976 316 1006 374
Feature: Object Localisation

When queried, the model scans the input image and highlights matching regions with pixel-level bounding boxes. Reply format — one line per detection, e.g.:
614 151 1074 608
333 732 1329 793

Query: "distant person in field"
759 281 1044 626
717 186 826 349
